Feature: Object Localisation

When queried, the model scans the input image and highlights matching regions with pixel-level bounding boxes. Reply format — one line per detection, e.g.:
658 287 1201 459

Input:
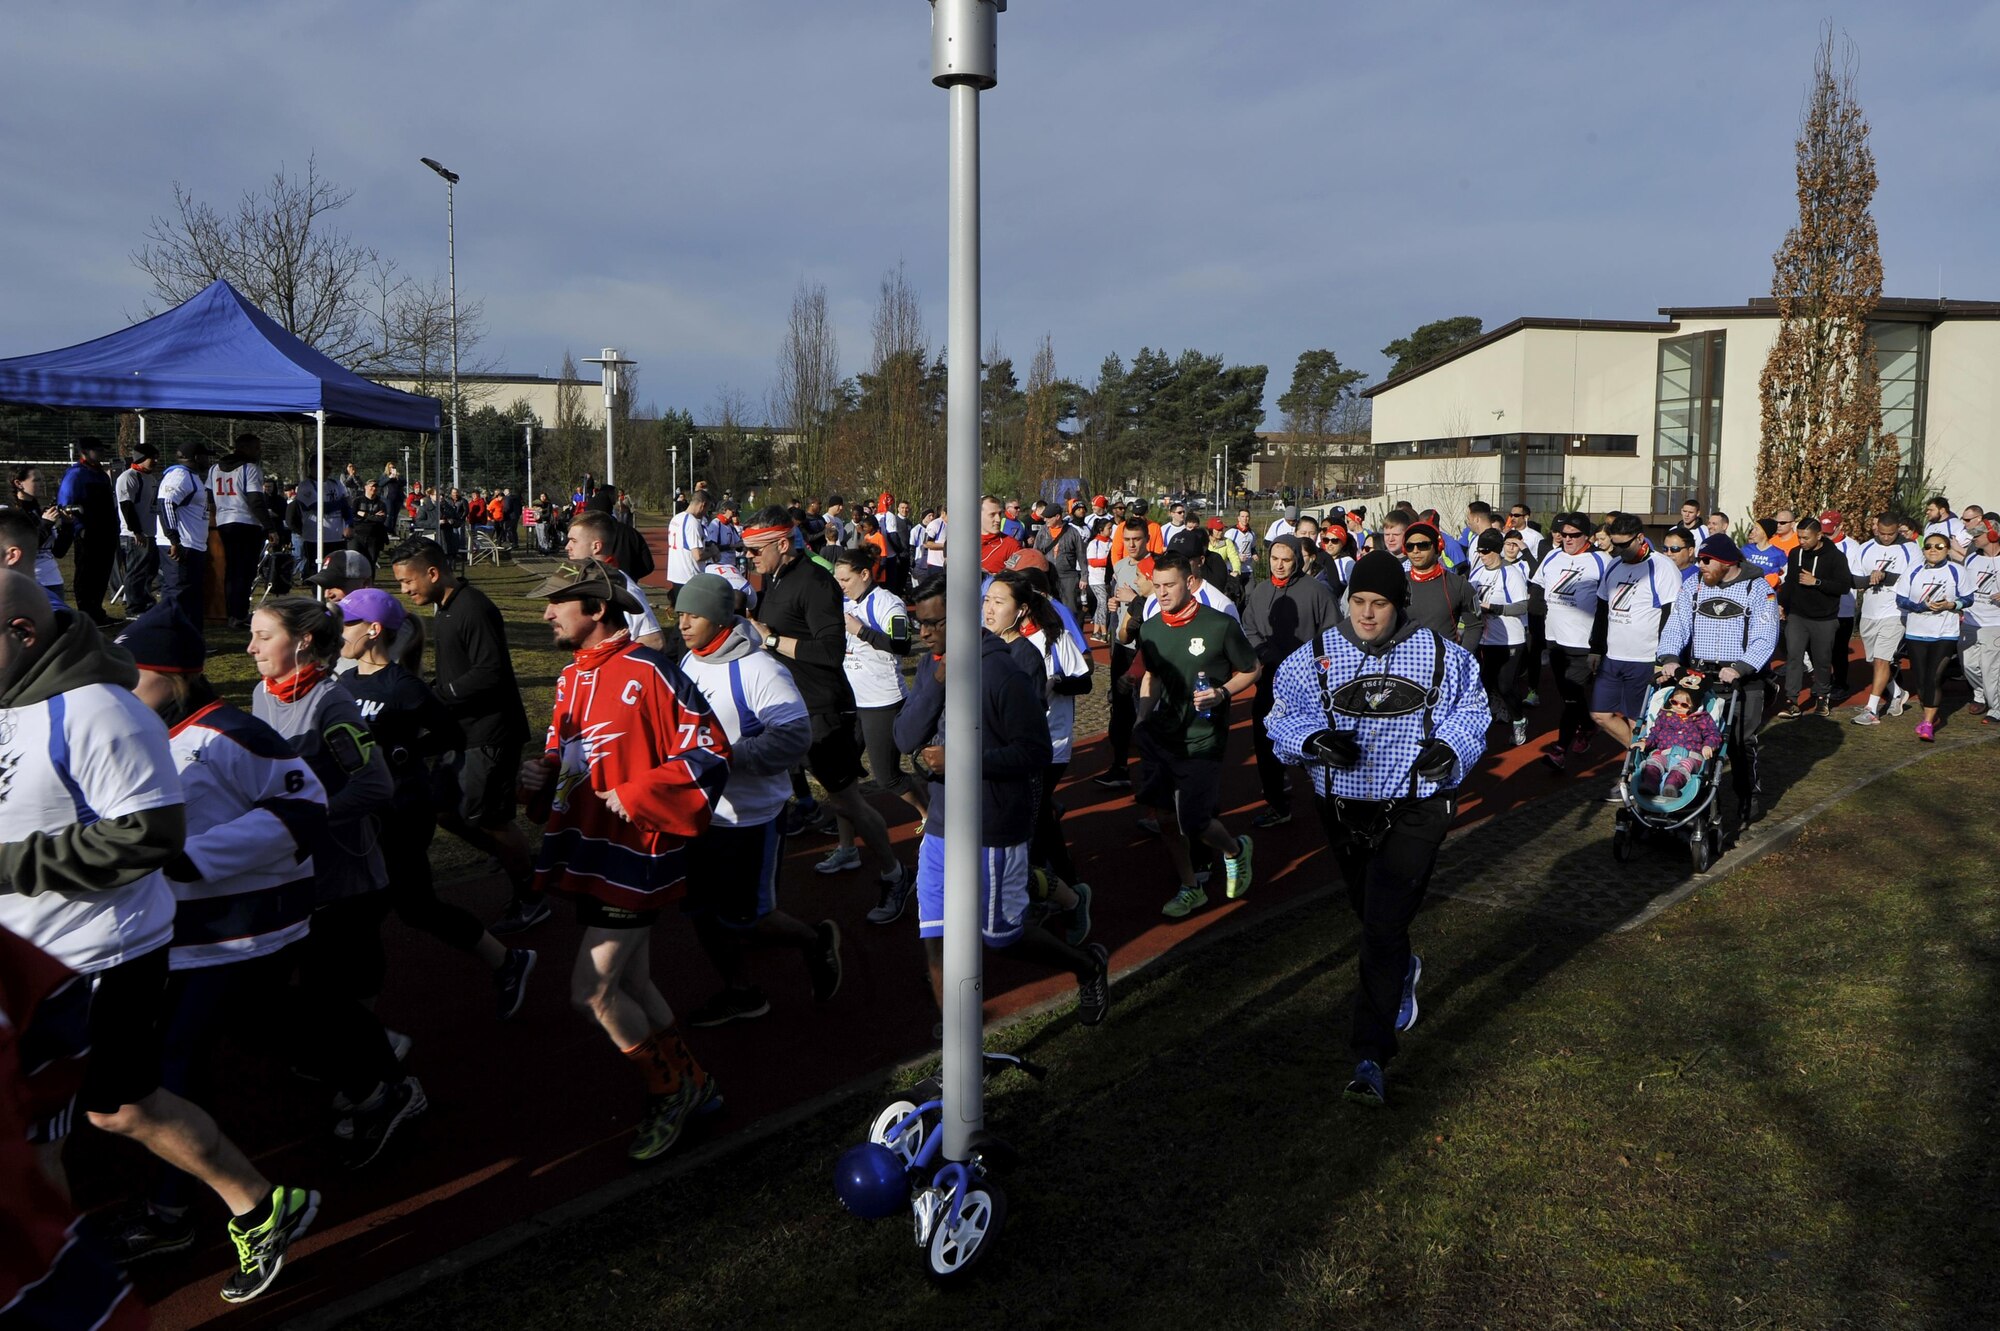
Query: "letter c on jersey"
622 680 643 705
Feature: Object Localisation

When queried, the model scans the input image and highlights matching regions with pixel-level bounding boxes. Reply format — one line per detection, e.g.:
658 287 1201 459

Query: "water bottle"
1194 670 1212 720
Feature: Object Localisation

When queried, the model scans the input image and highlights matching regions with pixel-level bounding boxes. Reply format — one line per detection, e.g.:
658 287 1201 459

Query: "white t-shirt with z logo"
1597 551 1680 662
1849 538 1918 621
1533 549 1607 649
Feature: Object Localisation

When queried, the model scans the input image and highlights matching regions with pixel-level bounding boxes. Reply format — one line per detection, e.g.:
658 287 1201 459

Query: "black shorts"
807 711 864 796
454 743 523 828
77 946 171 1118
683 819 784 929
575 897 661 930
1135 729 1223 837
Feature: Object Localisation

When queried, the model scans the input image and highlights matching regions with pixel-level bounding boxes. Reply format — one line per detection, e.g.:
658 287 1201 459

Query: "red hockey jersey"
531 633 731 912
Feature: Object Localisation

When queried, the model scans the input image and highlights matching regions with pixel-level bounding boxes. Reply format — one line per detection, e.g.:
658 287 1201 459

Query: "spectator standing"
1960 519 2000 721
349 479 392 567
115 443 163 614
666 490 713 593
57 437 118 625
377 463 406 537
154 441 214 617
208 433 281 629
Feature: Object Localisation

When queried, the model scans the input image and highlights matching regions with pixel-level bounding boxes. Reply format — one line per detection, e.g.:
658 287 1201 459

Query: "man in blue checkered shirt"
1264 551 1490 1107
1654 532 1780 827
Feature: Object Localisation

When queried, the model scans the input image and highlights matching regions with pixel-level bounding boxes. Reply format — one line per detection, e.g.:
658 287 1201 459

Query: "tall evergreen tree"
1755 30 1896 521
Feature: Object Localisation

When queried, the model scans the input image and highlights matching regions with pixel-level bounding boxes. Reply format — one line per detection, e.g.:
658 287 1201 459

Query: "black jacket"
1405 566 1483 651
758 551 855 712
1780 541 1852 621
430 580 529 747
893 631 1048 846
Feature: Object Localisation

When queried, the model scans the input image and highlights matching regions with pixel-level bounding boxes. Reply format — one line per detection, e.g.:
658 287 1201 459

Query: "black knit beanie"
1347 549 1409 607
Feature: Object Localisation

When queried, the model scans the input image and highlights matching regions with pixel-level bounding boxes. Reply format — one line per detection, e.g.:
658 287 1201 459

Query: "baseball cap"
1206 516 1225 531
115 604 205 674
1003 548 1050 572
305 550 375 589
1819 509 1843 530
336 587 407 635
527 558 643 614
1091 494 1108 507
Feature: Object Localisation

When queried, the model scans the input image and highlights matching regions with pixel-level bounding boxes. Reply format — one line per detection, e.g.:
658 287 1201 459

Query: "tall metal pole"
931 0 1001 1164
524 423 535 506
584 349 635 488
421 159 463 491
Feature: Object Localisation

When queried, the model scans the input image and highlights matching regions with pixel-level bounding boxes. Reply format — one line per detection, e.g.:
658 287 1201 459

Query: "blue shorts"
915 834 1029 948
1591 658 1654 720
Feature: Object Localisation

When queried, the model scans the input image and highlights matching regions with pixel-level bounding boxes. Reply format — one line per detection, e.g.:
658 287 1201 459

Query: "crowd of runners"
4 432 1998 1322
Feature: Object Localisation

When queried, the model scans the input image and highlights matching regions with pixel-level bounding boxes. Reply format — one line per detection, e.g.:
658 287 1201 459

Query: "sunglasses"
1558 529 1587 540
912 614 947 629
1924 543 1949 552
1667 699 1693 711
1404 539 1435 551
1609 537 1637 552
1664 544 1689 553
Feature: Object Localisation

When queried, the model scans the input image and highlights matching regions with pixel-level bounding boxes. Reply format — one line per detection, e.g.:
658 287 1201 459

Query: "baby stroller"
1610 664 1739 874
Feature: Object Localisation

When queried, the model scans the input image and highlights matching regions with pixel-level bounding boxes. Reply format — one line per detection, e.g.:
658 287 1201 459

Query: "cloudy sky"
4 2 1995 422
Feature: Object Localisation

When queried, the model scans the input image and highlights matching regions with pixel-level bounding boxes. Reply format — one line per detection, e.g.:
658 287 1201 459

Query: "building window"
1870 321 1928 481
1652 331 1725 516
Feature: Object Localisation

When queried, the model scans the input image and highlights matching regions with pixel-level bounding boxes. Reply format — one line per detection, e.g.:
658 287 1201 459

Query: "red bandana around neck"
572 629 633 671
1161 599 1200 628
1409 563 1445 583
264 663 326 703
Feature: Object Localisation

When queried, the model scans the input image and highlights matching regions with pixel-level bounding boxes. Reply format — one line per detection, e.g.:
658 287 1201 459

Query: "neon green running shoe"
221 1185 320 1304
1161 884 1208 919
1224 834 1254 900
628 1071 724 1162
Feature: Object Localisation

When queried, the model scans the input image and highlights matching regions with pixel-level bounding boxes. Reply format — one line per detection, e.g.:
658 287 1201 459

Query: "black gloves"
1412 738 1457 783
1303 729 1361 768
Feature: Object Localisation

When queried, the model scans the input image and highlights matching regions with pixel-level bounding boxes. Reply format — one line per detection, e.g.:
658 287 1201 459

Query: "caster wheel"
1611 830 1630 862
869 1100 926 1168
925 1181 1006 1282
1690 833 1711 874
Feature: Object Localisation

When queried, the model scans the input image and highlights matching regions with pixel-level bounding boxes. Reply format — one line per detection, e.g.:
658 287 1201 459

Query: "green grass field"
340 753 2000 1330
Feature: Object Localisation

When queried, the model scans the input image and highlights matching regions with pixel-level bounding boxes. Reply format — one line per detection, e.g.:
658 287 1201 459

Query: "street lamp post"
582 349 637 487
419 157 462 490
930 0 1003 1166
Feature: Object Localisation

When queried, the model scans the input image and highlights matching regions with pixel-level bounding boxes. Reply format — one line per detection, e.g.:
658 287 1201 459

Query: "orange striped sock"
622 1032 678 1096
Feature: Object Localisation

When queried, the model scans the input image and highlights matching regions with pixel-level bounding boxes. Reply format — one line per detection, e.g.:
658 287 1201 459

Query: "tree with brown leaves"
1755 31 1899 524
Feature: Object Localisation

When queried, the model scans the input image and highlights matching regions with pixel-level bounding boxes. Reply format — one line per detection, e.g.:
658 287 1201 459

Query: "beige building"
374 372 608 428
1364 298 2000 524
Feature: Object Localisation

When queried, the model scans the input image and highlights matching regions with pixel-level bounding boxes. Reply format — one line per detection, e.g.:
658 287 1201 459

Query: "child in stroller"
1634 685 1722 797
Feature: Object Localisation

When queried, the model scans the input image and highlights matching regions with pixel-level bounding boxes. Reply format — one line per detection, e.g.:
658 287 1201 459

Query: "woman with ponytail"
247 596 422 1167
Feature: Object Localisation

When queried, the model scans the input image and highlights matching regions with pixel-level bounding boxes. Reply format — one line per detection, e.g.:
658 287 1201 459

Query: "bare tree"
133 155 382 366
772 280 841 498
1755 29 1896 521
551 351 590 497
1020 333 1063 493
867 261 935 504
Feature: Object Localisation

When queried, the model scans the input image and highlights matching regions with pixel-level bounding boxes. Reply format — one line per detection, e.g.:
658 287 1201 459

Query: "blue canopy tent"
0 278 441 566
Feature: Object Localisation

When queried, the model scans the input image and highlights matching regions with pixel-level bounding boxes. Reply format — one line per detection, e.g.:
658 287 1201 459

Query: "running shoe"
1161 884 1208 918
628 1071 724 1162
688 986 772 1027
220 1185 320 1304
814 844 862 875
1396 955 1423 1033
1569 733 1592 755
1252 806 1292 828
1344 1060 1387 1108
94 1203 196 1263
386 1029 413 1063
1135 815 1162 836
1779 701 1803 719
1093 769 1132 789
1541 745 1567 773
1065 881 1094 948
345 1077 427 1170
494 948 537 1021
1076 943 1111 1026
1970 701 1990 716
1815 696 1833 717
1852 709 1881 726
1511 719 1529 748
489 895 551 937
1888 688 1908 716
781 798 818 838
1916 719 1935 742
1522 689 1540 707
866 869 911 924
809 921 844 1003
1224 835 1254 900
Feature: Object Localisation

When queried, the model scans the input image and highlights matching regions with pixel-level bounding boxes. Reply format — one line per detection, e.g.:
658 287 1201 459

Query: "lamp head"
420 157 460 184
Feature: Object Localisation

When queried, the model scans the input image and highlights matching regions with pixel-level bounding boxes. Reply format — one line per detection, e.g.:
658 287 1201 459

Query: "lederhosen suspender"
1312 627 1449 847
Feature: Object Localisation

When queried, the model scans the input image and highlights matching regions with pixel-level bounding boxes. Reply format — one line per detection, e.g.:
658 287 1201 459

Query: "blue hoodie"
893 630 1049 846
